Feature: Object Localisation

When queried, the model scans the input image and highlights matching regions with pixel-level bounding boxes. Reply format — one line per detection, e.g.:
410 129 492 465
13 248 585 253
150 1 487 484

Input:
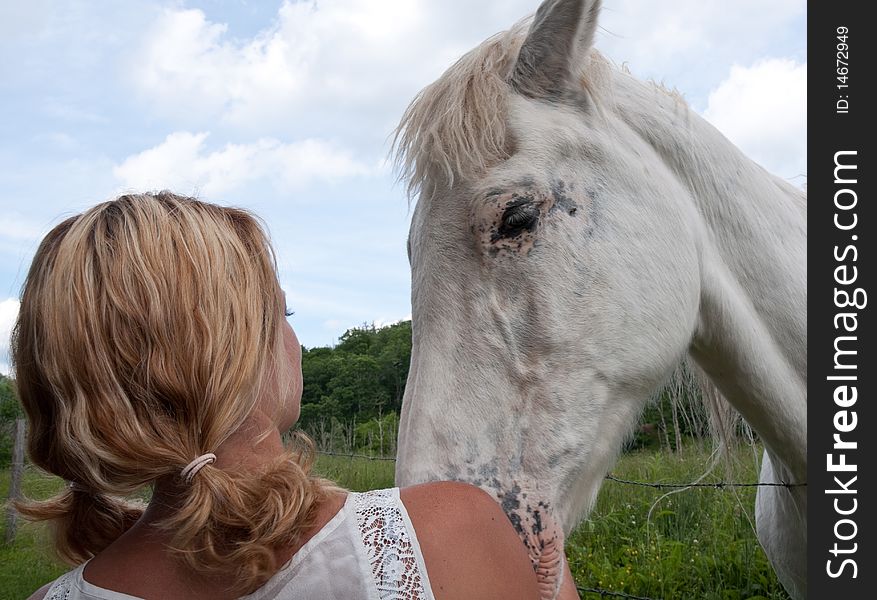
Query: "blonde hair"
12 192 337 594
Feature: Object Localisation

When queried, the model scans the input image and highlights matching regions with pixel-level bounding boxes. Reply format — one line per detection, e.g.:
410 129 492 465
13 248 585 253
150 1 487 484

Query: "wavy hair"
12 192 338 594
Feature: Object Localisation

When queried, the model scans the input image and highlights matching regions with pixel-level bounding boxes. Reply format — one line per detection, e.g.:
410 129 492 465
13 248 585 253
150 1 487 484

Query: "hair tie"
67 481 92 494
180 453 217 484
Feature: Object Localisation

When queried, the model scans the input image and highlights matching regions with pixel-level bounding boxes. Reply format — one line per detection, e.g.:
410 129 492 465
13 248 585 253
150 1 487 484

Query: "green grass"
1 470 67 600
1 446 786 600
567 444 788 599
313 453 395 492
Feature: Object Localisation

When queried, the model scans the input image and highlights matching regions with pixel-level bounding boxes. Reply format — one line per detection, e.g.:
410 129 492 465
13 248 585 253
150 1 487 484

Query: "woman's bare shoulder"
400 481 540 600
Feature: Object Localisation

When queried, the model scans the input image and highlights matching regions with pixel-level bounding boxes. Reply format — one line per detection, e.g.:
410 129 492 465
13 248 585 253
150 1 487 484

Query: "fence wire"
603 474 806 489
316 450 803 600
316 451 806 489
577 586 659 600
316 450 398 461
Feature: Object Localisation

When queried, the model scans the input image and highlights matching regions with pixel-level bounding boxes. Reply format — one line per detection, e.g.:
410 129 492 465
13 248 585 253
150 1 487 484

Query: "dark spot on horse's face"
479 463 499 479
500 483 522 513
507 511 525 536
443 465 461 481
532 509 544 535
550 179 578 216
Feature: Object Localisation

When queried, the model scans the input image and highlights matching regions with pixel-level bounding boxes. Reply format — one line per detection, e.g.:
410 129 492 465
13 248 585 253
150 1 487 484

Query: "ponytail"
161 435 340 593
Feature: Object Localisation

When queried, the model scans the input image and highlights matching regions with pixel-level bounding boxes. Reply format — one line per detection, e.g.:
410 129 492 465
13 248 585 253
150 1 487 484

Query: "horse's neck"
611 72 807 479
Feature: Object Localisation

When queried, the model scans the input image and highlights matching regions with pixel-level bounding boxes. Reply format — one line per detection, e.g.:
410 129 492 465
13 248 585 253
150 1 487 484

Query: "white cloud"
597 0 805 89
0 298 20 376
124 1 535 145
113 132 371 196
702 58 806 179
126 3 422 132
373 315 411 329
121 0 805 164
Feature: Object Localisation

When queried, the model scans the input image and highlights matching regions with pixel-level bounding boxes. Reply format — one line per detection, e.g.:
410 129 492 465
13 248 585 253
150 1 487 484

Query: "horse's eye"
501 205 540 232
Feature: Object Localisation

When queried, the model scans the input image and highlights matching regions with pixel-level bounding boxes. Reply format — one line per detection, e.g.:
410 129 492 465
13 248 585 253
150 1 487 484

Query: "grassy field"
1 446 786 600
0 471 69 599
567 445 788 599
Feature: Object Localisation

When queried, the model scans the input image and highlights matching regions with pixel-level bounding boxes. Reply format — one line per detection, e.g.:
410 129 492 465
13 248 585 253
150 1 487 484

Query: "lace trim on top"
46 572 74 600
353 489 430 600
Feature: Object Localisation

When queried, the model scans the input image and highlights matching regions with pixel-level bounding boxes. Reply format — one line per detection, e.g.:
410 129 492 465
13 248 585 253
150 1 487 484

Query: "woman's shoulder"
399 480 509 529
400 481 541 600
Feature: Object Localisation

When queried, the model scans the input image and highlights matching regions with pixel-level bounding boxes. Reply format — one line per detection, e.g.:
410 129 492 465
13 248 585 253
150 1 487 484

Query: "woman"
14 192 578 599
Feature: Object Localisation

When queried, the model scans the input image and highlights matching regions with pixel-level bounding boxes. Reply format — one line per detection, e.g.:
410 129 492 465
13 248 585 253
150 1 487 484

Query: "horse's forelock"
393 21 528 200
393 18 617 203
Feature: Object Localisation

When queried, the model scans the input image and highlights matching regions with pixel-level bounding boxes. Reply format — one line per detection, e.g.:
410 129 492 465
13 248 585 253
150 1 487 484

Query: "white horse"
393 1 806 599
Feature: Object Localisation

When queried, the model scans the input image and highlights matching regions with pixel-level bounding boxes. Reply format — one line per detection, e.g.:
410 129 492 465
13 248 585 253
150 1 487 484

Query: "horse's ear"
510 0 602 100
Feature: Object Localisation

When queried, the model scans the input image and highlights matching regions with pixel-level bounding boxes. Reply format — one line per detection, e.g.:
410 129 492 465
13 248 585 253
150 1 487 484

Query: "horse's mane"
393 22 526 199
393 19 612 200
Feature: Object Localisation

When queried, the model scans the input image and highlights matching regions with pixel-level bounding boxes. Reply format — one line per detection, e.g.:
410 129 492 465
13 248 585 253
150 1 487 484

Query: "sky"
0 0 806 375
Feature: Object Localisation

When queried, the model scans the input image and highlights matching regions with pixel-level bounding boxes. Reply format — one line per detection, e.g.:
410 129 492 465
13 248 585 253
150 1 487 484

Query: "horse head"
394 1 806 598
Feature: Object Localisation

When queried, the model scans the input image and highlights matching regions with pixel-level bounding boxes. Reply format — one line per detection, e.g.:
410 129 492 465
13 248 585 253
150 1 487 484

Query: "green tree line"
299 321 411 426
2 320 715 464
295 321 411 456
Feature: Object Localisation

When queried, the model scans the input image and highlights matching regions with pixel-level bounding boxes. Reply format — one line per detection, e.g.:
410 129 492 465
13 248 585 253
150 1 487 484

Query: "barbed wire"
603 474 806 489
577 586 659 600
315 451 806 489
314 450 803 599
314 452 669 599
316 450 398 461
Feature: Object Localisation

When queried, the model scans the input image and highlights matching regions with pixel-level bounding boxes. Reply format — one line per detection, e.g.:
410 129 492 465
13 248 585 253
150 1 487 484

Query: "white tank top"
42 488 436 600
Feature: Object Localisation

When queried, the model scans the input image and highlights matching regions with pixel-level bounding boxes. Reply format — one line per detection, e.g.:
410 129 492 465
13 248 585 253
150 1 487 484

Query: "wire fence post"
4 418 26 545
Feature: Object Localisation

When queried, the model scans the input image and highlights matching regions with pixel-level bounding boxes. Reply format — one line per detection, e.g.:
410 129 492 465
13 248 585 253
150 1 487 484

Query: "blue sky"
0 0 806 374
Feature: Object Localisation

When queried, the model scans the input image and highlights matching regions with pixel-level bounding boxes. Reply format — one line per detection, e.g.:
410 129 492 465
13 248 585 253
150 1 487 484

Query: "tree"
325 354 389 420
336 324 377 355
300 347 339 409
0 375 22 421
372 322 412 413
296 321 412 450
